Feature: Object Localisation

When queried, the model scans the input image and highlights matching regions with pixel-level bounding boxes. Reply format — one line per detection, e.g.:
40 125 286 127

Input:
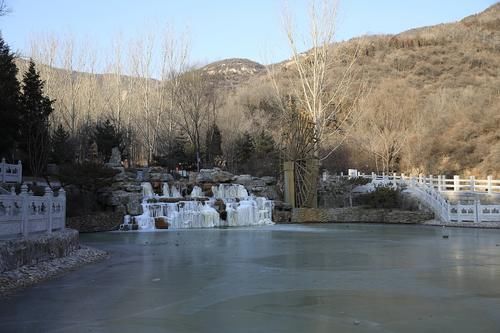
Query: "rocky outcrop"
232 174 279 200
196 168 234 183
67 213 124 233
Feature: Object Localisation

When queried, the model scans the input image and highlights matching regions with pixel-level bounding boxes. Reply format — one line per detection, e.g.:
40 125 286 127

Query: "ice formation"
124 183 274 230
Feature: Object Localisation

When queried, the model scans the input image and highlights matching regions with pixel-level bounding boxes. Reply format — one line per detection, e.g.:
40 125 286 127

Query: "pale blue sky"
0 0 496 70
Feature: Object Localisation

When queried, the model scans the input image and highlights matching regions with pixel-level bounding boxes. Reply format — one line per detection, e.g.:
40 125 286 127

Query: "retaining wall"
289 207 434 224
0 229 79 273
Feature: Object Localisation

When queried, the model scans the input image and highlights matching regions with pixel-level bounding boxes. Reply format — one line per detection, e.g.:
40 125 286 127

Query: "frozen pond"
1 224 500 332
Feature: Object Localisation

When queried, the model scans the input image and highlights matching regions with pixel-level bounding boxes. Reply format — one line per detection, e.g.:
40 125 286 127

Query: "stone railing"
0 185 66 238
0 158 22 183
340 170 500 223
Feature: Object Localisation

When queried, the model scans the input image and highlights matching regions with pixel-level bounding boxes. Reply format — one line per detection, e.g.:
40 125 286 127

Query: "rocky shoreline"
0 245 108 298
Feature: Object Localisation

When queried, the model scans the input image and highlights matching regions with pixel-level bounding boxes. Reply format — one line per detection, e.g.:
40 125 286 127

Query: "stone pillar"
453 175 460 192
283 161 295 208
1 158 5 183
20 184 29 237
59 187 66 229
17 160 22 183
45 187 53 233
487 175 493 194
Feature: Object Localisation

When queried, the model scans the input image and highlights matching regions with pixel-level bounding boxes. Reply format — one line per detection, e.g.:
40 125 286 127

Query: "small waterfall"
191 186 203 198
162 183 171 197
141 182 155 198
124 181 274 231
171 185 182 198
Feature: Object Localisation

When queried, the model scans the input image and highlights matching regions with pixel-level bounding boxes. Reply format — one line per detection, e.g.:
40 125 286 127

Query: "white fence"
349 170 500 223
0 185 66 238
0 158 22 183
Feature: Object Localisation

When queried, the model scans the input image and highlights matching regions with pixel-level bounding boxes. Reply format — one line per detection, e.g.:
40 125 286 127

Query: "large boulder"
105 147 122 168
196 168 234 183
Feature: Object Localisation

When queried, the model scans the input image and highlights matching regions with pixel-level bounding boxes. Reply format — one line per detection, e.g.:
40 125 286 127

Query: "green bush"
358 184 401 209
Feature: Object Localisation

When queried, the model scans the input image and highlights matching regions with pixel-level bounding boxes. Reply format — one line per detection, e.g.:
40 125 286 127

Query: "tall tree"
205 123 222 166
20 60 54 177
94 119 126 162
0 0 9 16
50 124 73 164
0 35 20 158
175 70 216 171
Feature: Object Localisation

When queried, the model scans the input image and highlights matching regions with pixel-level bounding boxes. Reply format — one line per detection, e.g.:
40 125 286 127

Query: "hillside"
200 58 266 90
11 3 499 176
224 3 499 176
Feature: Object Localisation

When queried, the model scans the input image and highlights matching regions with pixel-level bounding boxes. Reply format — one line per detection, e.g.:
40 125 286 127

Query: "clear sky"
0 0 496 69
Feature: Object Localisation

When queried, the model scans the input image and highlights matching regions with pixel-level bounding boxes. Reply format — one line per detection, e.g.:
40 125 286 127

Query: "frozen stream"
1 224 500 332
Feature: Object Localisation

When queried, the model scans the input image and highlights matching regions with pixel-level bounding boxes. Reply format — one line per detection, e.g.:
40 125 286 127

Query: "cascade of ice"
134 201 155 230
171 185 182 198
190 186 203 198
141 182 155 198
126 181 274 231
212 184 248 200
162 183 171 197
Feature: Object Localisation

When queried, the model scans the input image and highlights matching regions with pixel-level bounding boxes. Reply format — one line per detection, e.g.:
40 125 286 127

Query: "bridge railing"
0 158 22 184
345 170 500 223
0 185 66 238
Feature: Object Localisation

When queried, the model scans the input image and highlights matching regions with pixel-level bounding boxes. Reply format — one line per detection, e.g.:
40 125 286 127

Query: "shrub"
358 184 401 209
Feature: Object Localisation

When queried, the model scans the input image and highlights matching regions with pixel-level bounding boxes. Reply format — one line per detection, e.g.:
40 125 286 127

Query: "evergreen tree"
19 59 53 177
51 124 74 164
235 131 255 168
0 35 21 158
205 123 222 166
254 130 275 155
94 119 126 162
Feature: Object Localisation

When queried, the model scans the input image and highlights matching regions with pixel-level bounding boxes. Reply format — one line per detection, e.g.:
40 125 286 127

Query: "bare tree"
130 33 156 164
174 70 215 171
269 0 365 162
0 0 10 16
355 79 420 173
267 0 365 207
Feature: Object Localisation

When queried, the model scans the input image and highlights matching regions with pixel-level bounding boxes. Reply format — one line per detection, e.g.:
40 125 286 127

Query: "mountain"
200 58 266 90
11 3 499 175
225 3 499 176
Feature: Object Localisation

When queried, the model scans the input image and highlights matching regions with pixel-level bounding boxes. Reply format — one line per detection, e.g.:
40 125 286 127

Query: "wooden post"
429 175 433 188
470 176 475 192
453 175 460 192
437 175 442 192
305 158 319 208
487 175 493 194
283 161 295 208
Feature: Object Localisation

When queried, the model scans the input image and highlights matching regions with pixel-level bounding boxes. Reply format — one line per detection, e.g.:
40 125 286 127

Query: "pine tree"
93 119 125 162
51 124 73 164
0 35 21 158
20 59 53 177
235 131 255 168
205 123 223 166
